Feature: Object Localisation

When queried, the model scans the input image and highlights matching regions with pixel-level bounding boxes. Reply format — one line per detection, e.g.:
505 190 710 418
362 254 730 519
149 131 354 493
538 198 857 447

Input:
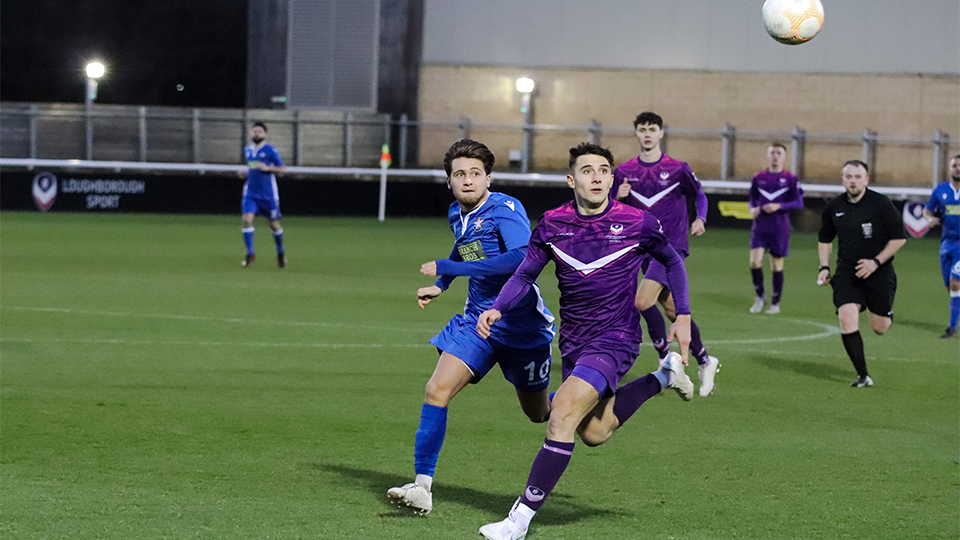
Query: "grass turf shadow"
312 463 623 525
750 354 852 383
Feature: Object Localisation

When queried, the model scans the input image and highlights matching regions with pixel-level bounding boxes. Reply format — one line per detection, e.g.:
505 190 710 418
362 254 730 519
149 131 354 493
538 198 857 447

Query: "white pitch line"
0 305 434 333
0 337 428 349
702 317 841 345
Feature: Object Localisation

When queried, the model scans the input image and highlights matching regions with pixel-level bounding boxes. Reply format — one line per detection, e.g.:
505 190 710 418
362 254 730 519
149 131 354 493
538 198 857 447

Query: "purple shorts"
750 227 790 258
559 334 640 398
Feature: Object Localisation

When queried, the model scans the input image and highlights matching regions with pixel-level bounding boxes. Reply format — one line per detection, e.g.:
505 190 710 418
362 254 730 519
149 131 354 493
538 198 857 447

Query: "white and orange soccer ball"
762 0 824 45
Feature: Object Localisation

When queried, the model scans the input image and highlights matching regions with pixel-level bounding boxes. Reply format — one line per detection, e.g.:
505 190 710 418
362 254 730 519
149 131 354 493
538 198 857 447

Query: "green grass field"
2 212 957 540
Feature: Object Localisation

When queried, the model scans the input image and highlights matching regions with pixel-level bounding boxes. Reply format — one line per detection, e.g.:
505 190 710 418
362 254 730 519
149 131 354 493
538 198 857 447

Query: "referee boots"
850 375 874 388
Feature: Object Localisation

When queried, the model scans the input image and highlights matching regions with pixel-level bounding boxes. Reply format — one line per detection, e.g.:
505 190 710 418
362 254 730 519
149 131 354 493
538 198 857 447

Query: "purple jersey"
492 201 689 347
749 170 804 235
612 154 708 256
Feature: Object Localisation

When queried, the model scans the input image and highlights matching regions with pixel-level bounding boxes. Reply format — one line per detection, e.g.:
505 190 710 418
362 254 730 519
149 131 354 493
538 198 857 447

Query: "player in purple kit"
475 143 693 540
612 111 720 397
748 143 805 314
240 122 287 268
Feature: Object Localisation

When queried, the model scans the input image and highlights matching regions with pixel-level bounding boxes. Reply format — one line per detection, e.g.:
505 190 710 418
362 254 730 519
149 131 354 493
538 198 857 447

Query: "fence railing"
2 103 956 186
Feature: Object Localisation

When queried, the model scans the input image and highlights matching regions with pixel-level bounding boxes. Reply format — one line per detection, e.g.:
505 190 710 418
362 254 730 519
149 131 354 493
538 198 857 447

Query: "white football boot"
479 499 529 540
663 352 694 401
765 303 780 314
749 297 765 313
387 482 433 515
698 356 721 396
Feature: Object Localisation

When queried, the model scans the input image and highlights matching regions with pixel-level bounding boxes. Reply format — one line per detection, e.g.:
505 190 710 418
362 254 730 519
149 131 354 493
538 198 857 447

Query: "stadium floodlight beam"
84 61 105 160
515 77 535 94
516 78 536 172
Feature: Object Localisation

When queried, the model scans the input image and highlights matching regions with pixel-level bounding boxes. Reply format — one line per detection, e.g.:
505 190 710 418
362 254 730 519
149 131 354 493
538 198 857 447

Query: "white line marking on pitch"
0 305 434 333
0 337 428 349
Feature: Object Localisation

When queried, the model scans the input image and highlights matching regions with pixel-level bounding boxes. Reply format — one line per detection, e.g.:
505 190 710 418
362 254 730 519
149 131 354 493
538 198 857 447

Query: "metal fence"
0 103 389 167
2 103 956 187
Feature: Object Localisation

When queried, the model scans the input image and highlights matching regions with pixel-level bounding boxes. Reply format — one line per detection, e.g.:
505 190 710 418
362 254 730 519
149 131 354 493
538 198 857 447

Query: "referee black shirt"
818 188 906 269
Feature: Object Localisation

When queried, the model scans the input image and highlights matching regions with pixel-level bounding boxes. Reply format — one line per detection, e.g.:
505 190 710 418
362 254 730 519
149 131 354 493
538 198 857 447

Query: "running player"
612 111 720 396
923 154 960 339
387 139 555 515
475 143 693 540
748 142 805 314
241 122 286 268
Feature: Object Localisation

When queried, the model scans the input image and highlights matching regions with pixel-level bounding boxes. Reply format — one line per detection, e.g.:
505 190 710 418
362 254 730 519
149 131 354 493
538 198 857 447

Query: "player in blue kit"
923 154 960 339
387 140 555 515
476 143 693 540
612 111 720 396
241 122 286 268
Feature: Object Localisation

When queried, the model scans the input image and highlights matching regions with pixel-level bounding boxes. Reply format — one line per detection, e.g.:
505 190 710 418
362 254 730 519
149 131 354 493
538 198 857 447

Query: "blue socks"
950 291 960 330
414 403 447 477
273 228 285 254
242 227 255 255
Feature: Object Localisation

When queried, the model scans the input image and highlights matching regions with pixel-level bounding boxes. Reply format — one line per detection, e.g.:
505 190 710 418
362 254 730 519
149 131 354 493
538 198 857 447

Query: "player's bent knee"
423 380 456 407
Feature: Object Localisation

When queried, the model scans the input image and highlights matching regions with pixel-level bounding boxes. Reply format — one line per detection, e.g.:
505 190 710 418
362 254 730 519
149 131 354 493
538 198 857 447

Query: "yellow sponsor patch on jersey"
945 204 960 215
718 201 754 220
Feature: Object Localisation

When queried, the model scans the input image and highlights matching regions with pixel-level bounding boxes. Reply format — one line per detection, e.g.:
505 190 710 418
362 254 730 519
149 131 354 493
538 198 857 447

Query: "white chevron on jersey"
547 243 639 276
759 187 789 201
630 183 679 208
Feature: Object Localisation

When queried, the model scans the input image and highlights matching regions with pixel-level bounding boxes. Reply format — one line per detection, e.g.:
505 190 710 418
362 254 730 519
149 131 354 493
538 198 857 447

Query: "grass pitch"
1 212 957 539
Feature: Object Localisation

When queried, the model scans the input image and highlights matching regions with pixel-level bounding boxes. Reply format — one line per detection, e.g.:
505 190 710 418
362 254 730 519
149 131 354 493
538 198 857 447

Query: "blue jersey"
244 143 284 200
437 192 554 341
926 181 960 244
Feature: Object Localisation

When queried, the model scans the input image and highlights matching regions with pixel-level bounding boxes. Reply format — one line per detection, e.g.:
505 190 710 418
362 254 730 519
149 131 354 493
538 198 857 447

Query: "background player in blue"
241 122 286 268
387 139 555 515
748 142 805 314
476 143 693 540
923 154 960 339
611 111 720 397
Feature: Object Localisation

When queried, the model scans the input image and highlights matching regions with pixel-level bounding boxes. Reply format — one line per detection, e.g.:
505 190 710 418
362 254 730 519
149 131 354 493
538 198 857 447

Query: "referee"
817 160 907 387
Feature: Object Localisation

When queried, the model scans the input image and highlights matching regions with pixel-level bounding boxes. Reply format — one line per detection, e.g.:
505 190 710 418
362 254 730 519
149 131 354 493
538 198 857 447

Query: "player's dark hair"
951 154 960 161
770 142 787 151
843 159 869 174
568 142 615 171
632 111 663 129
443 139 495 176
252 121 268 132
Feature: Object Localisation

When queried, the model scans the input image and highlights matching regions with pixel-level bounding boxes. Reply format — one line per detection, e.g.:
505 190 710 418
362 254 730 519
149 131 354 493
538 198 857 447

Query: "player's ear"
566 175 575 189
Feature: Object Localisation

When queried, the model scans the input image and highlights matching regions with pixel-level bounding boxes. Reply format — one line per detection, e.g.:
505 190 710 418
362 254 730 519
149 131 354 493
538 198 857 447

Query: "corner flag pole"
378 144 392 222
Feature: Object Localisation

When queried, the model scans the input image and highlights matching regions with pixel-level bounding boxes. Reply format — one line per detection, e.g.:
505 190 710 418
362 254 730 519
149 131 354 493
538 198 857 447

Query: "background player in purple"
241 122 287 268
475 143 693 540
387 140 555 515
923 154 960 339
748 142 805 314
611 111 720 397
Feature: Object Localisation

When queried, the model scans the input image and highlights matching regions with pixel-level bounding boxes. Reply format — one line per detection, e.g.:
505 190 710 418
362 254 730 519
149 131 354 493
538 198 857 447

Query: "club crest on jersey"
32 171 58 211
473 218 484 231
780 177 787 184
861 222 873 239
902 201 930 238
610 223 623 235
659 172 669 180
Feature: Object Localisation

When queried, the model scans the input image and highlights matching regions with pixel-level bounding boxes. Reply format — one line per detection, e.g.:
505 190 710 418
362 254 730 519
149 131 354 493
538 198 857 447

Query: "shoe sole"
387 491 431 515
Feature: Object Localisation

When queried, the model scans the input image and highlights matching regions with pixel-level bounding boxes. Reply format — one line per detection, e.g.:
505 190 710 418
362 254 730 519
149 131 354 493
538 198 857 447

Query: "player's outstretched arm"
417 285 443 310
476 309 502 339
668 314 692 366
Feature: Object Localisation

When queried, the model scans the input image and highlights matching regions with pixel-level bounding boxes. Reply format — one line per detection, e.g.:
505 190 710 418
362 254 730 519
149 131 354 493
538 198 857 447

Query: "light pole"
516 77 535 173
85 61 104 160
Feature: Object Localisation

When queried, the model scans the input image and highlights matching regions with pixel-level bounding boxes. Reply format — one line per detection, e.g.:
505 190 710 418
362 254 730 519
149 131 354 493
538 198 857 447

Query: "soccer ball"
762 0 824 45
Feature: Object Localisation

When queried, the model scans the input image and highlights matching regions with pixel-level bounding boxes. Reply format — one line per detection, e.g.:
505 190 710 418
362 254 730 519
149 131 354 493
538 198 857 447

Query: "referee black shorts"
831 264 897 317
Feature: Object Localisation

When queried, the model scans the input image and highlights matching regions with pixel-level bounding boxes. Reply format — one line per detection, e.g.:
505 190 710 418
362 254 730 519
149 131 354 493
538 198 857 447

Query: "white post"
378 144 391 222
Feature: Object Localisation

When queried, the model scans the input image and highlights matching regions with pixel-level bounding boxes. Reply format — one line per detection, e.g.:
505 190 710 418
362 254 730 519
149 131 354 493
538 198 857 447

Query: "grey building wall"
423 0 960 75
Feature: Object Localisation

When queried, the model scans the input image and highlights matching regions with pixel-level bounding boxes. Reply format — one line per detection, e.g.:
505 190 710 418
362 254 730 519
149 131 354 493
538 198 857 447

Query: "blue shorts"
940 240 960 287
429 315 552 393
242 195 281 221
558 334 641 399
